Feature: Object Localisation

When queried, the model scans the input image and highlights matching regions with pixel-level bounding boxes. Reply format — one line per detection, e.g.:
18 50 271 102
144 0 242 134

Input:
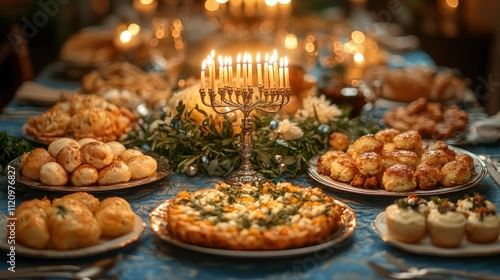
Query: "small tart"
385 195 428 243
465 208 500 244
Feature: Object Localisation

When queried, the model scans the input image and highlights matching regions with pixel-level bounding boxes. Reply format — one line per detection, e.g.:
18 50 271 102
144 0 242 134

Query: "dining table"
1 17 500 280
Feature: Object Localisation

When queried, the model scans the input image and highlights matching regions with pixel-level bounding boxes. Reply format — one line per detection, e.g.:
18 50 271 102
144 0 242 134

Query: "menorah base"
225 169 268 186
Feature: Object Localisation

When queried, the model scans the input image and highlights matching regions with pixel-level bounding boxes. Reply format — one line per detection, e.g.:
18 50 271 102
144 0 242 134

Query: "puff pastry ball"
119 149 144 162
94 197 136 237
56 145 83 173
329 155 359 183
441 160 471 187
382 150 420 171
78 137 98 147
47 137 80 158
14 198 51 249
47 203 101 250
126 155 157 180
106 141 126 157
70 164 99 187
393 130 423 154
374 128 400 144
53 192 100 213
382 164 416 192
97 160 131 185
328 132 350 151
347 135 383 159
415 162 444 190
356 152 383 176
81 141 114 169
20 148 56 181
40 162 68 186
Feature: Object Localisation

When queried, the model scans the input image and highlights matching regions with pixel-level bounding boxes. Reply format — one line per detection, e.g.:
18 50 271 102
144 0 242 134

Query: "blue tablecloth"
1 54 500 279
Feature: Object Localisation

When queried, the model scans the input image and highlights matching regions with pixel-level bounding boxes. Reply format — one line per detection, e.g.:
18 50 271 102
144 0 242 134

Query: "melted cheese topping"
171 182 338 231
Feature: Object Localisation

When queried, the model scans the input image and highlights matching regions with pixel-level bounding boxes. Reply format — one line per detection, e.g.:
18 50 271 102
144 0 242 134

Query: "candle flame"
256 52 261 64
237 53 241 63
218 55 224 66
119 30 132 43
202 59 206 70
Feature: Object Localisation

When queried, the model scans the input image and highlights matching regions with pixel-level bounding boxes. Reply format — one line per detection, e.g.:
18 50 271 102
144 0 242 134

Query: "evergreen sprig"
125 101 379 179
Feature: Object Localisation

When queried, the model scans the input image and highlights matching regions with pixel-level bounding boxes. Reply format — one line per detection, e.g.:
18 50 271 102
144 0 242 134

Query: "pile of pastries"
318 129 474 192
382 97 469 140
385 194 499 247
13 192 136 250
81 62 171 108
25 93 137 142
20 137 157 187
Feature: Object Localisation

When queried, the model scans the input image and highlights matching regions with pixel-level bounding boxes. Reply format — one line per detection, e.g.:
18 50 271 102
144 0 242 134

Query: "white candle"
218 55 224 88
236 53 241 87
279 57 284 88
228 56 233 86
248 54 252 86
242 53 248 87
256 52 262 85
207 55 213 89
264 53 269 88
284 56 290 88
201 59 206 90
273 52 278 88
268 57 274 88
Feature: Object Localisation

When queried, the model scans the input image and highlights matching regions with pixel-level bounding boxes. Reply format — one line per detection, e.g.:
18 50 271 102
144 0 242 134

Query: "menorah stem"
225 116 266 185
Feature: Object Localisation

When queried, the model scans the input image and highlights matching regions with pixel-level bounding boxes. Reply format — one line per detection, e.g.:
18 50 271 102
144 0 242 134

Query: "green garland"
125 101 380 179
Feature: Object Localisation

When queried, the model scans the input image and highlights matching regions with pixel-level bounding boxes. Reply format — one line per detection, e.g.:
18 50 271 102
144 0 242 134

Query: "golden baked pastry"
39 162 69 186
382 98 469 140
81 141 114 169
13 198 51 249
94 197 136 237
25 93 137 142
20 148 56 181
56 145 83 173
52 192 101 213
106 141 126 157
319 129 475 191
97 160 132 185
126 155 157 180
48 137 80 158
69 164 99 187
166 181 344 250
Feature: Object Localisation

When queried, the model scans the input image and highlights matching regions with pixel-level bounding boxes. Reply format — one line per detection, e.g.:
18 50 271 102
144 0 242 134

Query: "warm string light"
200 50 289 90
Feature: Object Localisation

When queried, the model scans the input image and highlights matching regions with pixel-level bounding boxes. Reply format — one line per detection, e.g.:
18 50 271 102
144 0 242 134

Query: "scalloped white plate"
372 212 500 256
308 146 488 197
149 199 356 258
0 214 145 258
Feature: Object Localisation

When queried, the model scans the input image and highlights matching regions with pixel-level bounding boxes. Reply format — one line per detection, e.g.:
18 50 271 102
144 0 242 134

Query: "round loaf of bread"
81 141 114 169
20 148 56 181
70 164 99 187
97 160 131 185
126 155 157 180
40 162 68 186
56 145 83 173
48 137 80 158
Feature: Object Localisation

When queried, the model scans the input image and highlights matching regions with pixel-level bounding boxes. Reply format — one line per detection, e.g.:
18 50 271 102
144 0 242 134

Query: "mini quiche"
166 181 344 251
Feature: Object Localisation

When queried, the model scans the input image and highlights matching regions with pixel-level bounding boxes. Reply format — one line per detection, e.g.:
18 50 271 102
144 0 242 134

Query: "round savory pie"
166 181 344 251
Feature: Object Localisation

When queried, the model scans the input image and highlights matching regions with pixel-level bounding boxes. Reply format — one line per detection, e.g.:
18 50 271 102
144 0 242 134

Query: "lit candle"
236 53 241 87
224 56 229 86
218 55 224 88
264 53 269 88
201 59 206 90
113 23 141 52
207 55 213 89
247 54 252 86
284 56 290 88
256 52 262 85
273 50 278 87
228 56 233 86
268 57 274 88
210 50 216 89
242 53 248 87
279 57 284 88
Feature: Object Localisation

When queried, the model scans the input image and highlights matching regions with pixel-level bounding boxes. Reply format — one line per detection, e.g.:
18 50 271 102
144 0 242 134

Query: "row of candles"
200 50 290 90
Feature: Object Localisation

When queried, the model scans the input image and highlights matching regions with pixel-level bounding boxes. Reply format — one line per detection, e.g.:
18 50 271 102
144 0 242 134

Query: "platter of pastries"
10 137 173 192
382 97 469 141
23 93 138 144
308 129 488 197
0 192 145 258
372 194 500 256
150 181 356 258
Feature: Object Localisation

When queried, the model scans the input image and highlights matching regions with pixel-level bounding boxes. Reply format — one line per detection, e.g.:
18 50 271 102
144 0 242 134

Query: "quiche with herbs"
166 181 344 250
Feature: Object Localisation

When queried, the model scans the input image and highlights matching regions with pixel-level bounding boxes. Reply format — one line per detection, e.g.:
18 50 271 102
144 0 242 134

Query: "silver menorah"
199 84 290 185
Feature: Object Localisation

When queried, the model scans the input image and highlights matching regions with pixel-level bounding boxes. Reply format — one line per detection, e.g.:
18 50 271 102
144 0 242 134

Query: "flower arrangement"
126 85 379 179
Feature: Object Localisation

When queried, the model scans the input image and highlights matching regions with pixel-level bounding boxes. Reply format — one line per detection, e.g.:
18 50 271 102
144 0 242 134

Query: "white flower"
295 94 342 123
277 119 304 140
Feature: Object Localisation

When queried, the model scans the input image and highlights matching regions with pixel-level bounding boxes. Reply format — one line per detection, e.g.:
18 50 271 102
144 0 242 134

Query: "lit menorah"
199 50 290 185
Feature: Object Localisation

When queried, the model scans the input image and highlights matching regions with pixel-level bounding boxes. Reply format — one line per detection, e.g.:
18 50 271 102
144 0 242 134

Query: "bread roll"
119 149 143 162
69 164 99 187
56 145 83 173
20 148 56 181
81 141 114 169
106 141 126 157
95 204 136 237
97 160 131 185
48 137 80 158
14 198 51 249
40 162 69 186
127 155 157 180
